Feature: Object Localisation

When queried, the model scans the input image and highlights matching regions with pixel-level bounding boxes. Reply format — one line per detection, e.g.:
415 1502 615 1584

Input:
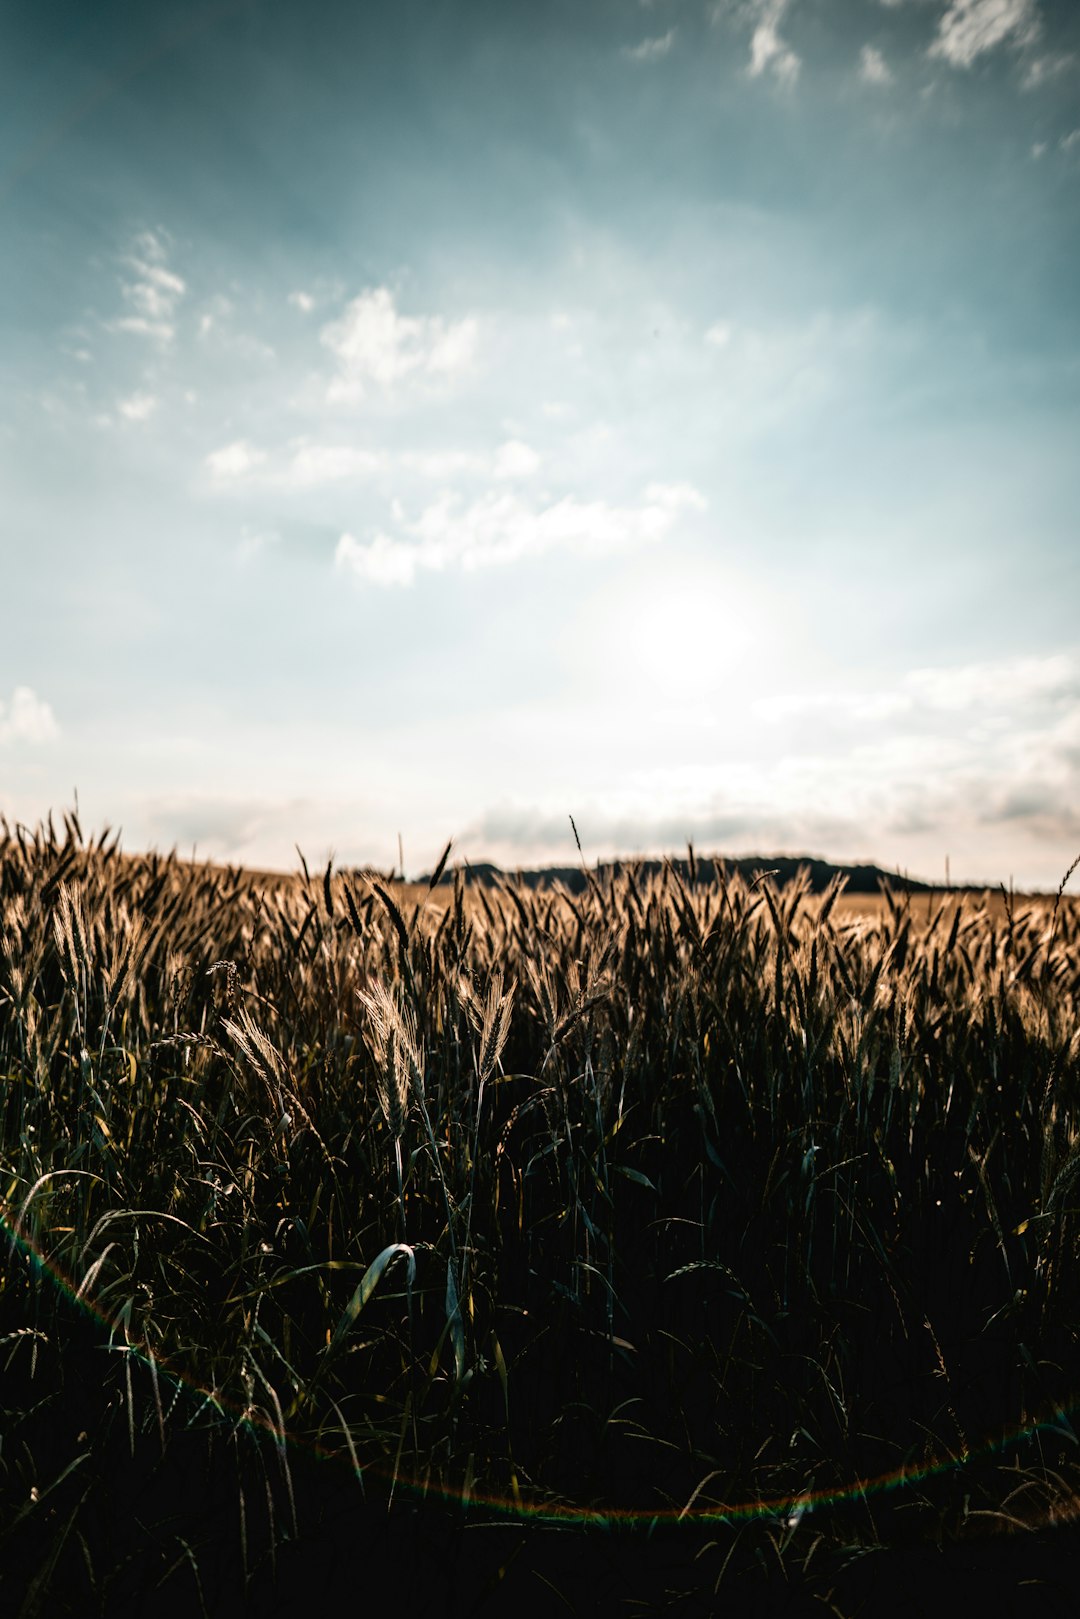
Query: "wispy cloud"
928 0 1039 70
108 229 185 345
859 44 893 84
399 449 487 481
288 290 315 313
204 434 538 492
278 441 385 488
903 653 1079 712
623 29 676 63
321 286 478 402
205 440 267 479
745 0 800 86
141 794 278 856
118 391 158 423
754 652 1080 723
1021 51 1074 90
0 687 59 745
335 483 706 587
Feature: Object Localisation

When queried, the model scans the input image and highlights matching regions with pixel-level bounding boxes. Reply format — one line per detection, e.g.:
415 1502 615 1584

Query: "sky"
2 0 1079 888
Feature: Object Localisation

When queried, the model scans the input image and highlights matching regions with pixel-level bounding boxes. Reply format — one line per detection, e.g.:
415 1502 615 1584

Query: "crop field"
2 817 1080 1615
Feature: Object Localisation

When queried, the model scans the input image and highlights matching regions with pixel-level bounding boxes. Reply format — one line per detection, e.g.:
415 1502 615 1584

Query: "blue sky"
2 0 1079 886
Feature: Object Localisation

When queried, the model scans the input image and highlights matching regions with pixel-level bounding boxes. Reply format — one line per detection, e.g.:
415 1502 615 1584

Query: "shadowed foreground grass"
2 816 1080 1614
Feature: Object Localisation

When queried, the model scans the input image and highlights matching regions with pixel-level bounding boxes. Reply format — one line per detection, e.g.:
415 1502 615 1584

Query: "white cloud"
397 442 539 483
110 317 175 343
400 449 486 480
623 29 676 62
118 391 158 423
493 439 541 480
755 652 1080 726
928 0 1039 69
0 687 59 745
109 229 185 345
859 44 893 84
204 435 383 488
282 440 384 487
335 483 706 587
203 432 545 493
289 290 315 313
746 0 800 86
466 649 1080 882
1062 129 1080 153
335 531 420 588
705 320 732 348
321 287 478 402
1021 51 1074 90
754 690 910 725
903 652 1079 712
205 440 267 479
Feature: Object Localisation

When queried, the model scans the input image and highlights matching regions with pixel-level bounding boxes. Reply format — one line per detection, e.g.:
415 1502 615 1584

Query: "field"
2 818 1080 1615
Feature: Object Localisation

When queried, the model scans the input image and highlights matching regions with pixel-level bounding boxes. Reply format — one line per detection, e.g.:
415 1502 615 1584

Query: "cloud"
398 441 539 482
0 687 59 745
118 391 158 423
741 650 1080 875
623 29 676 62
109 229 185 345
1062 128 1080 153
493 439 541 479
334 532 419 588
466 800 774 863
744 0 800 86
859 44 893 84
754 652 1080 725
205 439 267 479
705 320 732 347
335 482 706 587
280 440 384 488
903 652 1079 712
400 449 487 481
320 287 478 402
928 0 1039 69
205 435 383 488
289 290 315 313
465 650 1080 882
1021 51 1074 90
110 317 175 343
203 433 536 492
141 795 275 856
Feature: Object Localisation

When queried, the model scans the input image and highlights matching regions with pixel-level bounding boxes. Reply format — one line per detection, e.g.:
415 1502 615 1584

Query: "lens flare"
5 1204 1078 1532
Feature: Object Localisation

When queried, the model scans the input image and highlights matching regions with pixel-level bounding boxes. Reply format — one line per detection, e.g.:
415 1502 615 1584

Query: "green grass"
2 816 1079 1614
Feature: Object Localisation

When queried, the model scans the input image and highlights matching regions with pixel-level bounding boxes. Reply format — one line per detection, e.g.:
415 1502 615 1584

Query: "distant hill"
418 855 938 896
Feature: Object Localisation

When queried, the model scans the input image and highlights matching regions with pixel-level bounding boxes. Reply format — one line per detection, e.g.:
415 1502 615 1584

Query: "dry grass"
1 816 1079 1612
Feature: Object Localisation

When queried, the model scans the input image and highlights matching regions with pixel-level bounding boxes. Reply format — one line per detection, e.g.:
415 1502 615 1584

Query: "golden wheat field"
2 821 1079 1615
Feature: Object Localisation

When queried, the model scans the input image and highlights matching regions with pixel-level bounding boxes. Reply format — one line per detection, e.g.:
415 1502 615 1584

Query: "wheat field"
2 815 1079 1614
